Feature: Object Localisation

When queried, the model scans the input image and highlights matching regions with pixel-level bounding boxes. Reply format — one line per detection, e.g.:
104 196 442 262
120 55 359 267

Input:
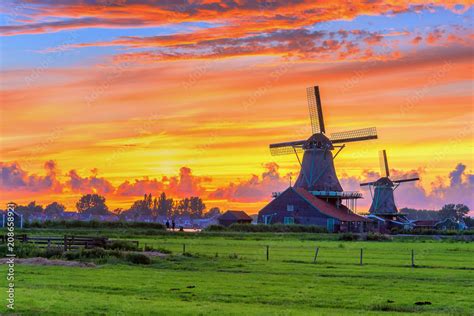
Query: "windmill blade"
330 127 377 144
269 140 306 156
379 150 390 177
307 86 325 134
360 181 376 187
393 177 420 184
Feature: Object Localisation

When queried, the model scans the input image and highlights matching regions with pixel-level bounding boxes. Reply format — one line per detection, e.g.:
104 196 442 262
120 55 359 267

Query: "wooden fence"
0 234 139 251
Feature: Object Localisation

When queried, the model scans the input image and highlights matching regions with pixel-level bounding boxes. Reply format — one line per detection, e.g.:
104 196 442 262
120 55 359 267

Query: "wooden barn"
257 187 368 233
218 210 253 227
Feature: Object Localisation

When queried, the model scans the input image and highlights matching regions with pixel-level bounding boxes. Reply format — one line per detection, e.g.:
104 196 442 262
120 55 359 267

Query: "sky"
0 1 473 214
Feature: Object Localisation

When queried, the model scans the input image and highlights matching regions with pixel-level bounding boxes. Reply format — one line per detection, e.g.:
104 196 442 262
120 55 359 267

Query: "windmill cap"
374 177 394 186
304 133 334 150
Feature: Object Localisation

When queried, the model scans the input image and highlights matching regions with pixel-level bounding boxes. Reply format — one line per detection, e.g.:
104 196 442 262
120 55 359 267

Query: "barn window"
284 217 294 224
287 204 294 212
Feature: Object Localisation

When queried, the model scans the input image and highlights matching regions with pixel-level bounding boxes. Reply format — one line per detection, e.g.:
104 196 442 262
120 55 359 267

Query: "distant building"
258 187 368 233
434 218 467 231
412 220 438 230
0 209 23 228
410 218 467 231
218 210 252 227
367 214 414 232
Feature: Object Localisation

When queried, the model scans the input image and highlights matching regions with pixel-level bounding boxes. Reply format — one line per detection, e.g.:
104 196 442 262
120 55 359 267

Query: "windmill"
270 86 378 198
360 150 420 215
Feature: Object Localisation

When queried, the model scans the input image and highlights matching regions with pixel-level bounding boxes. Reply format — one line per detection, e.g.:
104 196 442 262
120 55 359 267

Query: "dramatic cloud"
0 160 62 193
103 28 405 62
209 162 290 203
1 1 470 36
67 168 115 195
166 167 211 197
115 177 165 197
1 160 472 212
116 167 211 197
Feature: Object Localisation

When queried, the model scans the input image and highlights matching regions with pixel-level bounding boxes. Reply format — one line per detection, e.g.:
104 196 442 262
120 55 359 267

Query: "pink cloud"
0 160 62 193
210 162 290 203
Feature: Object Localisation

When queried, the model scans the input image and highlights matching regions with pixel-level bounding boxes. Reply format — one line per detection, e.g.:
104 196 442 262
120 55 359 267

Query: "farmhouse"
218 210 252 227
258 187 368 233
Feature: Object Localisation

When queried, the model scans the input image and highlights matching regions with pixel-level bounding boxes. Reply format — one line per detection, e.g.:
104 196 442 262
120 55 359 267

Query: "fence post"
360 248 363 266
183 243 186 255
411 249 415 267
143 243 146 252
266 245 269 261
64 235 67 251
313 247 319 264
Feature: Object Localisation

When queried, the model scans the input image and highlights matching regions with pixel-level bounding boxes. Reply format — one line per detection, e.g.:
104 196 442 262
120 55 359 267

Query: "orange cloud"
2 1 471 36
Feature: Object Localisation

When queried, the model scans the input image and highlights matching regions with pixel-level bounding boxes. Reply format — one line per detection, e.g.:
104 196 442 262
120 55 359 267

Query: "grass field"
1 230 473 315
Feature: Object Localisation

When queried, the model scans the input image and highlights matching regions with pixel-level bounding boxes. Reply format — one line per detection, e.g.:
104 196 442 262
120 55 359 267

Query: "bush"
106 240 138 251
339 232 359 241
365 233 391 241
205 225 227 232
0 244 44 258
81 247 107 259
126 253 151 265
43 247 64 258
106 249 125 259
63 251 81 261
144 245 172 254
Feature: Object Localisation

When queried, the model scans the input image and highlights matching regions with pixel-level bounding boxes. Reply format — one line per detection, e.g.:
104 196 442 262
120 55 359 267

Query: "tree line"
9 192 221 221
401 203 470 222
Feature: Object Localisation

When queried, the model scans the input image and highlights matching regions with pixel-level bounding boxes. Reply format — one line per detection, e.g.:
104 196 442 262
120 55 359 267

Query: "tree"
157 192 173 218
44 202 65 218
16 201 44 220
175 197 191 217
439 204 470 221
189 196 206 218
76 194 109 216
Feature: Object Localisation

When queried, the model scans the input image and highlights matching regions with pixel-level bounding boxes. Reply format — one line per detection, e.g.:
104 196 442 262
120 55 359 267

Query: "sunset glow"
1 1 473 213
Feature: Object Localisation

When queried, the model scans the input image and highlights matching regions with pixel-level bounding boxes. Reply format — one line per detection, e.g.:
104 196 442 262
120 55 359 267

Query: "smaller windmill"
360 150 419 216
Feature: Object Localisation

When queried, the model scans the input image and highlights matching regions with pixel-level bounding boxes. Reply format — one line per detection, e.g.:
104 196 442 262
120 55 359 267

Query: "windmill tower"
269 86 378 209
360 150 419 230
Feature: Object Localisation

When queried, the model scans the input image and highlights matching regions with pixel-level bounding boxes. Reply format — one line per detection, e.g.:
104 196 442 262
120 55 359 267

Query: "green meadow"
1 231 473 315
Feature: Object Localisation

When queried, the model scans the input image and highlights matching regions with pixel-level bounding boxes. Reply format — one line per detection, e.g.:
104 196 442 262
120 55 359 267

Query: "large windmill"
258 85 376 231
270 86 378 198
360 150 419 215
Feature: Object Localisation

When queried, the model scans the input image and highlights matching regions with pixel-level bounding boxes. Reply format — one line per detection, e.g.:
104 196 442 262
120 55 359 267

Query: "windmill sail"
269 140 306 156
307 86 325 134
393 177 420 183
330 127 377 144
379 150 390 177
269 85 377 194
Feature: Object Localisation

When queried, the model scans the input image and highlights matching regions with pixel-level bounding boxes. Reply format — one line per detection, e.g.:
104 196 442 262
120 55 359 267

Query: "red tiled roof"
218 210 252 221
295 188 368 222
